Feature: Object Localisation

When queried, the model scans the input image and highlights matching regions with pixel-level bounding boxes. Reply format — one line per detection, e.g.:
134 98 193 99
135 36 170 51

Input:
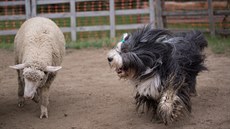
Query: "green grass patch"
0 42 14 50
66 37 116 49
206 35 230 55
2 34 229 57
66 34 230 56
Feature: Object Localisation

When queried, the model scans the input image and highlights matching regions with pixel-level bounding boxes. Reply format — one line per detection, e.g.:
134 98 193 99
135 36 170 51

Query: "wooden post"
31 0 37 17
208 0 215 36
25 0 31 19
109 0 115 38
155 0 163 29
70 0 76 41
161 0 167 28
149 0 155 28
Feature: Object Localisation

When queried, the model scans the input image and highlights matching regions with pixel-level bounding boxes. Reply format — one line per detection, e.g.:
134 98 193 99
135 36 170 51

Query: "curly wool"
23 67 44 81
14 17 65 67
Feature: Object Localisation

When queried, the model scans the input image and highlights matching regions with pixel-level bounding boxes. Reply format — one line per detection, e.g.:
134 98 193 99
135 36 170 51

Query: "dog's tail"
176 30 208 51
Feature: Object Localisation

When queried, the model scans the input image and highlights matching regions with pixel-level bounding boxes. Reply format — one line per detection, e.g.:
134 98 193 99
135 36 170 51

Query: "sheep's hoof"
18 97 25 107
40 105 48 119
18 102 24 107
40 113 48 119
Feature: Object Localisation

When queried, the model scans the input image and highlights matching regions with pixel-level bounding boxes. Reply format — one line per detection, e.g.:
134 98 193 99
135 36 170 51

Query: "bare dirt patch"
0 48 229 129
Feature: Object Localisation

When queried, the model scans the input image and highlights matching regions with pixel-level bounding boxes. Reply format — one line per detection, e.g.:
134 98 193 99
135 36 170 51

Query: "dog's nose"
108 57 113 62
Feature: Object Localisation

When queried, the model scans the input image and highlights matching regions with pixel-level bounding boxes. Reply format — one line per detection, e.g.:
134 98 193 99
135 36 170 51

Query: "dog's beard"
107 42 136 79
107 50 132 78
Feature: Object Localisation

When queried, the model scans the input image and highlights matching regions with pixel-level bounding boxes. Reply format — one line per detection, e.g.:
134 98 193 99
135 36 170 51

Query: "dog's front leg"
157 88 191 125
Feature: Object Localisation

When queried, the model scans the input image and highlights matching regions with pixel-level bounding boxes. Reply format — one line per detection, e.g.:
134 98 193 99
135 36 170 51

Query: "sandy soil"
0 48 229 129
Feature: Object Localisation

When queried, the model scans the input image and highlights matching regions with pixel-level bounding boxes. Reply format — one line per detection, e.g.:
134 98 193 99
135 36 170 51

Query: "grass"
65 37 117 49
0 38 116 50
206 35 230 55
0 42 14 50
1 35 230 56
65 34 230 56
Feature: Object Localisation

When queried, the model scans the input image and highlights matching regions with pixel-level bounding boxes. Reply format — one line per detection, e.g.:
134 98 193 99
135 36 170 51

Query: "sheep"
10 17 65 119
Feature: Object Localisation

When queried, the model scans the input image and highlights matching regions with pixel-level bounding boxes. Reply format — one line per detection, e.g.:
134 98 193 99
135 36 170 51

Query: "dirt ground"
0 48 229 129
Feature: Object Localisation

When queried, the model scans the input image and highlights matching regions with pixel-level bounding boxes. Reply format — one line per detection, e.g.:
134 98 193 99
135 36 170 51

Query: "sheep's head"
10 63 62 99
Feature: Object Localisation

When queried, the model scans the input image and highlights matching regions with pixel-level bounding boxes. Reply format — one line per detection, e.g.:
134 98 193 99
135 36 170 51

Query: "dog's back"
172 31 207 72
174 30 208 51
169 30 208 95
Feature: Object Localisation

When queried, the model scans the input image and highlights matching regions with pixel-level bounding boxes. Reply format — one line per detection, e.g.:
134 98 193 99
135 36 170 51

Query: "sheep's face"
10 63 62 99
22 67 47 99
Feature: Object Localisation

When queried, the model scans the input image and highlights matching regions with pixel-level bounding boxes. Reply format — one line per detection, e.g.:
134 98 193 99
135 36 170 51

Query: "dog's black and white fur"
107 24 207 124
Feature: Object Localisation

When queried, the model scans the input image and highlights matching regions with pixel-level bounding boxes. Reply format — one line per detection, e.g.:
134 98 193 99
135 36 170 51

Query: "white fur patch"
107 42 123 69
135 74 161 99
157 89 188 123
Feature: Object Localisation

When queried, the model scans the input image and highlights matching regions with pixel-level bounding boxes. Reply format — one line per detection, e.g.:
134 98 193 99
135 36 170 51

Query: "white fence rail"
0 0 155 41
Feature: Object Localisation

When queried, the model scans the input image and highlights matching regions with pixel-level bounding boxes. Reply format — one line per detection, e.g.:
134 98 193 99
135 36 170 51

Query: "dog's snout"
108 57 113 62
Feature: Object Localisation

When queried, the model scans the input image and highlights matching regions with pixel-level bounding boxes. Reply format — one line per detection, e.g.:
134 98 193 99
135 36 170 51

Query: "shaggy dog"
107 24 207 124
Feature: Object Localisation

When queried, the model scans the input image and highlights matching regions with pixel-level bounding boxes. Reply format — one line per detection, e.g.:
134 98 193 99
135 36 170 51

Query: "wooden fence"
0 0 155 42
155 0 230 36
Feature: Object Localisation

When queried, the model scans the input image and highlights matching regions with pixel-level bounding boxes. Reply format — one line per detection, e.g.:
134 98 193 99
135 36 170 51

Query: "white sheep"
10 17 65 118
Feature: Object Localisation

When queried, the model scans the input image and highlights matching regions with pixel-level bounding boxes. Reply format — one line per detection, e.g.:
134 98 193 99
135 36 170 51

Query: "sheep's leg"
32 89 40 103
17 70 25 107
40 87 50 119
39 73 56 119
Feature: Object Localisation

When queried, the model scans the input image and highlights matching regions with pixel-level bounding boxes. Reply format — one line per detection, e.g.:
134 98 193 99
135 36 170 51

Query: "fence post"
25 0 31 19
109 0 115 38
70 0 76 41
208 0 215 36
155 0 163 29
149 0 155 28
31 0 37 17
161 0 167 28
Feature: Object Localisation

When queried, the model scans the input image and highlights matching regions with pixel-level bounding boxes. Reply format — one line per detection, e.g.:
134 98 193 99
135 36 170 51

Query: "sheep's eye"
40 78 43 81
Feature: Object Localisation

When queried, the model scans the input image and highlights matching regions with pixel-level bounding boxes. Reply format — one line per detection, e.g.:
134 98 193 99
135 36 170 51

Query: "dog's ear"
123 33 130 41
120 33 130 44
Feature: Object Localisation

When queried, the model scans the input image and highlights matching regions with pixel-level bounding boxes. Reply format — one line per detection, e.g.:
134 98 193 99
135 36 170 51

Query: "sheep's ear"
9 63 26 70
45 66 62 72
